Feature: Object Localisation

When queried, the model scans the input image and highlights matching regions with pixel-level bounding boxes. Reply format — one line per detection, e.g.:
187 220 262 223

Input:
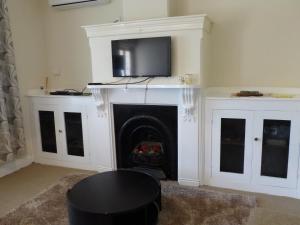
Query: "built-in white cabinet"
31 97 92 168
206 98 300 198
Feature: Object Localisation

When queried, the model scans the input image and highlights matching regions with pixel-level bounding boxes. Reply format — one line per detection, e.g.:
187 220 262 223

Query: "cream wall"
175 0 300 87
41 0 123 90
7 0 47 157
7 0 300 94
122 0 172 21
8 0 300 93
42 0 300 88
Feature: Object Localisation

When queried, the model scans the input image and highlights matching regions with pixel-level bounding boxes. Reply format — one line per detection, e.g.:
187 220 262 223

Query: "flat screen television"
111 36 171 77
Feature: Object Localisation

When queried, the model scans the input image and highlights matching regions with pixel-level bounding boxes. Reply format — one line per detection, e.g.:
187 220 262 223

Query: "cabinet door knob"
58 130 63 133
254 137 259 141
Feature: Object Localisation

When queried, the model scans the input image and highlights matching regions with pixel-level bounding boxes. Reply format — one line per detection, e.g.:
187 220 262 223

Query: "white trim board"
83 15 212 38
0 156 33 178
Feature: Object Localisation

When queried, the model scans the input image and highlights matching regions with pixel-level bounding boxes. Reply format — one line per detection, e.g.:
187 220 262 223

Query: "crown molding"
83 14 212 38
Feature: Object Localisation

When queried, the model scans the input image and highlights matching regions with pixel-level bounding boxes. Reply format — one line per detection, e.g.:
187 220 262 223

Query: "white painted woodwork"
92 86 202 186
205 97 300 198
87 84 201 89
87 84 200 121
28 88 203 187
252 111 299 189
211 110 254 184
27 88 300 199
30 96 94 170
80 15 211 185
82 15 212 86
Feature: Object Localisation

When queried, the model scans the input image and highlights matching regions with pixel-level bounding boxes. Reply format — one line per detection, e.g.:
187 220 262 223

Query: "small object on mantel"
179 74 194 85
49 90 88 96
234 91 263 97
270 93 295 98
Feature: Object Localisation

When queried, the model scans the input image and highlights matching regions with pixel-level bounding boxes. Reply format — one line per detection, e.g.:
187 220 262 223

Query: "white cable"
125 77 132 91
144 78 153 103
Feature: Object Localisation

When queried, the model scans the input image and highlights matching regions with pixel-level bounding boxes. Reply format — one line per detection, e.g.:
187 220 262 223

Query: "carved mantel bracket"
89 87 108 117
181 87 198 121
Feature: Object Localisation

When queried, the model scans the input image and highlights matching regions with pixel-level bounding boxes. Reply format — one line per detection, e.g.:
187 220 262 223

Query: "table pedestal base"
68 200 159 225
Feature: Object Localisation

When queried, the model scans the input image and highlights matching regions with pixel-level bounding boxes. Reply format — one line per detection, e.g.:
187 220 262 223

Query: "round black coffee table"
67 170 161 225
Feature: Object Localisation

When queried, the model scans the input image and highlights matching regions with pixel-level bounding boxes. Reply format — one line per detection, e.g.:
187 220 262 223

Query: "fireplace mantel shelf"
87 84 199 121
87 84 201 89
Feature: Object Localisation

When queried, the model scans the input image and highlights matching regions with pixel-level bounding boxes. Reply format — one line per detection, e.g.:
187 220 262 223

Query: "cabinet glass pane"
39 111 57 153
261 120 290 178
64 112 84 157
220 118 245 174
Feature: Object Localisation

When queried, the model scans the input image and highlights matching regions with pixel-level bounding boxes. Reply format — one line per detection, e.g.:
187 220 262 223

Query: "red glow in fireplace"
131 142 164 167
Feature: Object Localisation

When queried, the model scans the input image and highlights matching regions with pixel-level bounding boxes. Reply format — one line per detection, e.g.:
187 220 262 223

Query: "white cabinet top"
87 84 201 89
205 87 300 101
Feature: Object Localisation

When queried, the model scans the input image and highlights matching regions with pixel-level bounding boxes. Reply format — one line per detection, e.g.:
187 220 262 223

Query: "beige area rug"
0 174 256 225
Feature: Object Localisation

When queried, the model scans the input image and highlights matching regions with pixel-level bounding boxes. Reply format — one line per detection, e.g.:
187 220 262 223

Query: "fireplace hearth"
113 104 178 180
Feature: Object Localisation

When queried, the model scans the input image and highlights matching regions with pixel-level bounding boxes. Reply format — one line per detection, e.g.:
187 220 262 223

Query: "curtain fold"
0 0 25 164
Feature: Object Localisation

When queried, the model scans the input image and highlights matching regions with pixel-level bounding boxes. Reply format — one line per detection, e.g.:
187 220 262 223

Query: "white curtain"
0 0 25 164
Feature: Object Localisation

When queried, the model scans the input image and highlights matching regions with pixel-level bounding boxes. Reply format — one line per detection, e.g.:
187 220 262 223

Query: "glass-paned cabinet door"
220 118 246 174
60 106 89 162
64 112 84 157
38 110 57 154
211 110 254 183
253 111 299 188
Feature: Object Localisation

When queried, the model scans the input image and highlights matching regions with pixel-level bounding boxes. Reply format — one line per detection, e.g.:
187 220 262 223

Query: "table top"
67 170 160 215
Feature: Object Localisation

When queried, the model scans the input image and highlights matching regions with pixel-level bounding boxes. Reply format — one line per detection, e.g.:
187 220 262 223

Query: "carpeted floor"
0 174 256 225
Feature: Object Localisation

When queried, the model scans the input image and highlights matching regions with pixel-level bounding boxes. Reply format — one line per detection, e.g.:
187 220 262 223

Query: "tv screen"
111 36 171 77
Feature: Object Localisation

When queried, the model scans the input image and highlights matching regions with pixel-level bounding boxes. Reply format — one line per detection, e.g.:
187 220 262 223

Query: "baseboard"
95 166 114 173
34 158 96 171
178 178 201 187
0 156 33 178
206 179 299 199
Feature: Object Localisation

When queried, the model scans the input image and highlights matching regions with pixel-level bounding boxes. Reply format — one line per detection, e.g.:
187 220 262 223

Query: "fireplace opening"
113 104 178 180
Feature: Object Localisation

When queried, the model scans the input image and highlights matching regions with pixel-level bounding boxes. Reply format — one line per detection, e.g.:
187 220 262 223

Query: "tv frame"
111 36 172 78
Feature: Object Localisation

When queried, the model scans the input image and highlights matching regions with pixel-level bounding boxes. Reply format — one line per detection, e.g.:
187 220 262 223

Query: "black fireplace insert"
113 104 178 180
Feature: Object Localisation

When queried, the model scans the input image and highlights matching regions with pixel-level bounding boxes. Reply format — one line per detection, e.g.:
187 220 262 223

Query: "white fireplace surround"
82 15 212 86
87 85 203 186
83 15 211 186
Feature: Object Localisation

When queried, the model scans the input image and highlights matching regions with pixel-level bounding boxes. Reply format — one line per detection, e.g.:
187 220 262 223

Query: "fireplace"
113 104 178 180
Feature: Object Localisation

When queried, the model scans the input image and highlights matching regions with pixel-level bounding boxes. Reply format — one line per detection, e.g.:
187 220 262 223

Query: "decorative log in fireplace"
131 142 164 167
